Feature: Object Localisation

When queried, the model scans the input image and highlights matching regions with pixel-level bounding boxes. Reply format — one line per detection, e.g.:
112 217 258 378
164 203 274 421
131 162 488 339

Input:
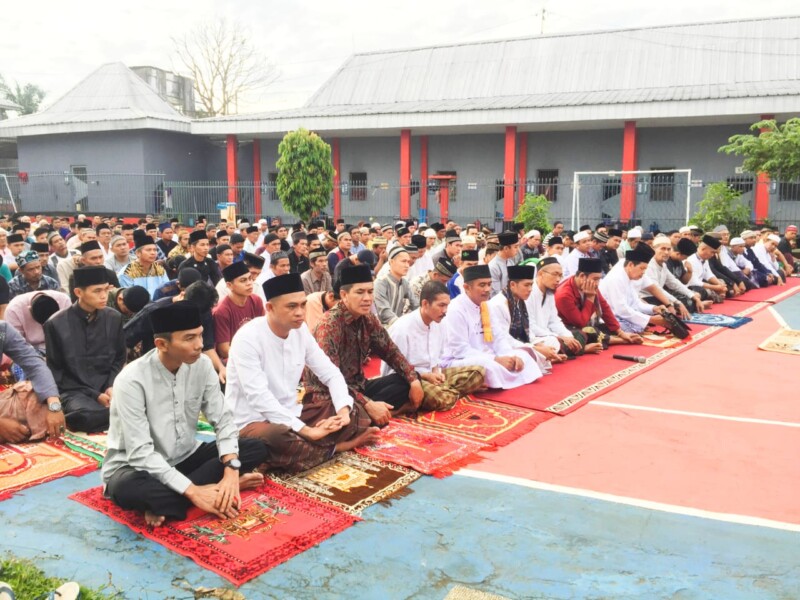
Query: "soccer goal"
0 174 18 214
571 169 693 231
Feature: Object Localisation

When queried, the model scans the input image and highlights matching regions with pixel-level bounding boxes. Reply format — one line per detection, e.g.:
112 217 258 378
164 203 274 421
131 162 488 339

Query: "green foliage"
514 193 552 234
689 182 751 234
0 554 121 599
719 118 800 181
0 74 46 115
276 129 334 221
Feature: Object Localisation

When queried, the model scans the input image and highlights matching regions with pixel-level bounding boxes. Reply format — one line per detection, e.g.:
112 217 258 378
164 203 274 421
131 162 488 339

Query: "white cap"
730 237 745 246
652 235 671 247
258 218 267 225
573 230 591 242
678 226 692 234
524 229 541 239
627 229 642 239
740 230 756 239
768 234 781 243
371 222 382 230
424 229 437 238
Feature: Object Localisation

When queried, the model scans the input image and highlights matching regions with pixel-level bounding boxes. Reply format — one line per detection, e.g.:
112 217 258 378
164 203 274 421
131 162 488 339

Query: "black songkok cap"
121 285 151 313
507 265 535 280
461 249 479 262
497 231 518 247
537 256 561 271
189 230 208 245
73 265 109 288
243 252 265 268
702 234 722 250
177 267 202 288
133 230 156 250
79 240 102 254
445 230 461 243
230 233 245 244
339 264 373 286
150 300 202 334
246 226 259 234
463 264 491 283
676 238 697 256
608 228 623 238
216 230 229 240
144 223 157 232
577 258 603 274
395 227 410 238
435 257 457 277
6 234 23 244
263 273 304 300
263 233 280 245
31 242 49 253
430 223 445 232
30 294 60 325
512 222 525 232
411 234 426 248
636 243 655 260
223 261 250 282
625 249 653 264
547 236 563 246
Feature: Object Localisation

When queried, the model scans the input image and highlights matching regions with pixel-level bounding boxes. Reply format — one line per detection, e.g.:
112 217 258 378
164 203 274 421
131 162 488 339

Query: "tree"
514 193 552 234
689 182 751 235
0 74 45 116
719 118 800 181
276 129 334 221
172 19 279 116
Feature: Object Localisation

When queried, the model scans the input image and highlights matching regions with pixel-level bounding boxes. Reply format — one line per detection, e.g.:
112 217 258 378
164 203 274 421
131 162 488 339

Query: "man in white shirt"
441 265 542 389
685 236 729 301
599 249 670 333
528 257 583 355
382 280 483 411
642 235 701 316
753 234 785 283
563 230 594 279
225 273 377 473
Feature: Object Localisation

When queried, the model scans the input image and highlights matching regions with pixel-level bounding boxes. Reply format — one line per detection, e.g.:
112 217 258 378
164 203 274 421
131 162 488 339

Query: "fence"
2 171 800 231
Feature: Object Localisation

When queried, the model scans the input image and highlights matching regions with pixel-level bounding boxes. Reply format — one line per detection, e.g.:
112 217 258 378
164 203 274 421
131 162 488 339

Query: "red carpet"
355 420 488 478
70 481 359 586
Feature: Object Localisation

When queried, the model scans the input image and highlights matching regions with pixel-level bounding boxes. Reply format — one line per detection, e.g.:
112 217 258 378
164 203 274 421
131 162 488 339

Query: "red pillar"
226 134 238 205
332 138 341 222
252 139 262 217
754 114 774 224
504 126 517 221
399 129 411 219
516 132 528 209
620 121 638 223
419 136 429 221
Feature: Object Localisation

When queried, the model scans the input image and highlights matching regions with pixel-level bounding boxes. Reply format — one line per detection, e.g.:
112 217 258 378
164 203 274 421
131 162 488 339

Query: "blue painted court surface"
2 471 798 599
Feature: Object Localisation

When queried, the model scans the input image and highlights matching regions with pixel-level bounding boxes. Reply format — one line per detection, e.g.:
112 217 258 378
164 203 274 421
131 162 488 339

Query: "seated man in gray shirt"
102 301 267 526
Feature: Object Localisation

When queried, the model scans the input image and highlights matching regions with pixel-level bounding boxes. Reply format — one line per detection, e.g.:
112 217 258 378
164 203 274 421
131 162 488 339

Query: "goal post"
572 169 692 231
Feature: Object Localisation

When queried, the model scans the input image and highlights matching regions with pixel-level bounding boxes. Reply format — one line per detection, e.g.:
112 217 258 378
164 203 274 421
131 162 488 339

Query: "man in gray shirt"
102 301 267 527
374 246 419 326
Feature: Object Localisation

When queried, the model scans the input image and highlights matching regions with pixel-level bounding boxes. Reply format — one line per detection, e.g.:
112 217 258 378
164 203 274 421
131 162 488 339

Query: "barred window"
350 172 367 202
536 169 559 202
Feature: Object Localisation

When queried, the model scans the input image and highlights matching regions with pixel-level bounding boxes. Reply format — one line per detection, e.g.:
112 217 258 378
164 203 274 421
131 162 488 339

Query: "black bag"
662 311 692 340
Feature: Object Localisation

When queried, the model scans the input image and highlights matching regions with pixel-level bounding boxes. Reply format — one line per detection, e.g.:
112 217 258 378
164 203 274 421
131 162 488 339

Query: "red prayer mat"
398 396 554 447
0 440 98 501
70 480 359 586
355 420 487 478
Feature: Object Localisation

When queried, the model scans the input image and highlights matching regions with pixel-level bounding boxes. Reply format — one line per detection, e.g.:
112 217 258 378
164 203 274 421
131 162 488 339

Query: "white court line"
590 401 800 428
457 469 800 532
768 306 789 329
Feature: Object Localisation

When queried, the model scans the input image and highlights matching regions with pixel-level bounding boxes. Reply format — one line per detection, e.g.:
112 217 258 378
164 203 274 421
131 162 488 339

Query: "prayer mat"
444 586 511 600
70 480 359 586
758 328 800 355
355 420 487 478
640 332 684 349
0 440 97 501
270 451 420 515
398 396 554 447
684 313 753 328
62 431 107 464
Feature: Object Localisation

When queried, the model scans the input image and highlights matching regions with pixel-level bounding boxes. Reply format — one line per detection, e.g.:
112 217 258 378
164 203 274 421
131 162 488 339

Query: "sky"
2 0 798 114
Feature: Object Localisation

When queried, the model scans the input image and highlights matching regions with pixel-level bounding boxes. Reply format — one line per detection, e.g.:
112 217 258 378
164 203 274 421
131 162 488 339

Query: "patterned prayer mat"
70 480 359 586
398 396 554 447
758 328 800 355
355 420 487 478
0 440 98 501
62 431 108 464
270 451 420 515
640 331 684 349
684 313 753 328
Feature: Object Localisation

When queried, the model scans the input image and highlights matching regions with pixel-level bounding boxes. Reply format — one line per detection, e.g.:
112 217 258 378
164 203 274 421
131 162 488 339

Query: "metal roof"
195 15 800 135
0 98 22 112
0 62 190 137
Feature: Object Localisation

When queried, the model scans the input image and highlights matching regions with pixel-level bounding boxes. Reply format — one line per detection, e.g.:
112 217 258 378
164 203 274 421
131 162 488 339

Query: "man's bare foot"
335 427 380 453
584 342 603 353
239 472 264 491
144 511 166 527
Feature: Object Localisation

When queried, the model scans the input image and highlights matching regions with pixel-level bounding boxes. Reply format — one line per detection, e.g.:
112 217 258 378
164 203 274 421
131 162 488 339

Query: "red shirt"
554 276 620 333
212 295 265 346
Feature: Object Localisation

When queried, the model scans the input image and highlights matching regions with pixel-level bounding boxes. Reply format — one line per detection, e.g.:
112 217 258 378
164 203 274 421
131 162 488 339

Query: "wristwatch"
48 400 62 413
223 458 241 471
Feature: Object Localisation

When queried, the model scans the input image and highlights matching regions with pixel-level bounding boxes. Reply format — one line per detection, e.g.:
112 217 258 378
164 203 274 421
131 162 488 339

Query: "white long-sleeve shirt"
563 249 590 279
753 242 780 276
643 259 694 303
685 253 715 287
381 309 443 376
440 293 494 365
225 318 352 431
527 282 572 339
598 264 654 331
